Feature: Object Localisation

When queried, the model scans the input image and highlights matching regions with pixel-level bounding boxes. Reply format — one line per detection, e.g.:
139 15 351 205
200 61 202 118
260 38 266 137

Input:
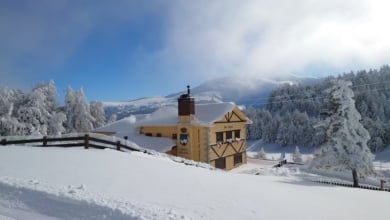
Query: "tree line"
245 65 390 152
0 81 116 136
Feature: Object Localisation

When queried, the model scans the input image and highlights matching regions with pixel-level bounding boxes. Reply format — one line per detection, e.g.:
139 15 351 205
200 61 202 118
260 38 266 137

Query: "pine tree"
47 112 67 136
65 86 76 132
311 80 375 187
90 101 106 128
257 147 267 160
73 88 94 132
17 81 59 135
107 114 117 124
17 106 42 134
292 146 303 164
0 88 13 117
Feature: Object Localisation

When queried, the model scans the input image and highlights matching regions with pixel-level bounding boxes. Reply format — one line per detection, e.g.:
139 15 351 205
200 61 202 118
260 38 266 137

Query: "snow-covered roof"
140 102 238 126
139 106 178 125
94 116 137 133
94 116 175 152
196 102 236 124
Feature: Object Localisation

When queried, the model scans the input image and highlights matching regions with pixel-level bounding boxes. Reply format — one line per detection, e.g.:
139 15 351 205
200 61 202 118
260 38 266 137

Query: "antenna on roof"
187 85 190 96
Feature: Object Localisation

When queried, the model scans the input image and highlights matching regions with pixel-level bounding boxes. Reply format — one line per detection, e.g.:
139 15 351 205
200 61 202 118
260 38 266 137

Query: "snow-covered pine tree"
0 88 12 117
17 81 59 135
73 88 94 132
292 146 303 164
0 115 25 136
90 101 106 128
257 147 267 160
311 80 375 187
65 86 76 132
276 112 292 146
263 114 280 143
106 114 117 124
65 86 94 132
290 110 313 146
0 88 30 135
17 106 42 134
47 112 67 136
0 101 25 136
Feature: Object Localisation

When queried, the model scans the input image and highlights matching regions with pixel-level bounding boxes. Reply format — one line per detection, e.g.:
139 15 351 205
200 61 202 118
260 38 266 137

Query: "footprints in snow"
28 179 86 195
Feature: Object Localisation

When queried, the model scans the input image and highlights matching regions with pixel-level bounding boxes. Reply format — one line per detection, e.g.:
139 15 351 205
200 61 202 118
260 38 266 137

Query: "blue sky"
1 0 390 102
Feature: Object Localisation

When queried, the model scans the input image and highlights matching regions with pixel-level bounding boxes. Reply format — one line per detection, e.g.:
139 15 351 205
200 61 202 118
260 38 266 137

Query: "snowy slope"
0 146 389 220
103 76 315 119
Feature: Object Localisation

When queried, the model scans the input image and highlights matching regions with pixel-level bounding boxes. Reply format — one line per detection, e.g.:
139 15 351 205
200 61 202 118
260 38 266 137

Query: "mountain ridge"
104 75 317 119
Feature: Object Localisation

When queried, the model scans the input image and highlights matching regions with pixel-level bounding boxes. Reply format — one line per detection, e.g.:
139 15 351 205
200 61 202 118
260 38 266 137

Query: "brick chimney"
178 85 195 123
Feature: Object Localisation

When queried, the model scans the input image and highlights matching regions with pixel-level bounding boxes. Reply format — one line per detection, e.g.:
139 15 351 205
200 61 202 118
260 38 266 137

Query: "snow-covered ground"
1 145 390 220
247 139 390 187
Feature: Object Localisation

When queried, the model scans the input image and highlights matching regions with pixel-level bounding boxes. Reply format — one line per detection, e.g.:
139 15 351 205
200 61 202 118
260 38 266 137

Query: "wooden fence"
314 180 390 192
0 134 141 152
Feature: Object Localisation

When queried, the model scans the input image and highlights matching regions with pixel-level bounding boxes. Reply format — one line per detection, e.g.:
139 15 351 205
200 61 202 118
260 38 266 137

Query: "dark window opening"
226 131 233 141
145 133 152 137
172 134 177 139
156 133 162 137
216 132 223 143
215 157 226 169
234 130 240 139
234 153 243 166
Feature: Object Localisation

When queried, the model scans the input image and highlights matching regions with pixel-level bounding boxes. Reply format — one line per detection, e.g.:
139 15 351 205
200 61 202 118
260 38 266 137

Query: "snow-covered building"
95 86 251 170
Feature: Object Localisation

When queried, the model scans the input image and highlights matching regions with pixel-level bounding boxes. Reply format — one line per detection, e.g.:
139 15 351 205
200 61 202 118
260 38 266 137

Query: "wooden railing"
0 133 220 171
0 134 141 152
314 180 389 192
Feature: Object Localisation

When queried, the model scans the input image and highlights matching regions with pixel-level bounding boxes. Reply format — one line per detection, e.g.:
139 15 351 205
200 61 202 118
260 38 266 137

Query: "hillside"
246 66 390 151
103 76 315 119
0 146 389 219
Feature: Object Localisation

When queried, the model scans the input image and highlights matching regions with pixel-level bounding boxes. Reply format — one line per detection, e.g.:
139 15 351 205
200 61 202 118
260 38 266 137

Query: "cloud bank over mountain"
160 0 390 79
1 0 389 98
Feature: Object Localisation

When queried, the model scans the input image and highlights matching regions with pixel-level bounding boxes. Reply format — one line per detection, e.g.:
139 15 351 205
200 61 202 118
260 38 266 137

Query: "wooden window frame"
226 131 233 141
234 130 240 139
216 132 223 143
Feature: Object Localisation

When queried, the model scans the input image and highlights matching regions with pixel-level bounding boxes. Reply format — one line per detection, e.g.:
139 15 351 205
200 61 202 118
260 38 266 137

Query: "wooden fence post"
123 136 128 147
84 134 89 149
43 136 47 146
116 141 121 151
380 179 386 190
1 139 6 145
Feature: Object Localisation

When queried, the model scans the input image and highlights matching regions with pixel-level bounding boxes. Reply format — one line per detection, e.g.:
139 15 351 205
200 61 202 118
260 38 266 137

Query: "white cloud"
160 0 390 78
2 0 390 89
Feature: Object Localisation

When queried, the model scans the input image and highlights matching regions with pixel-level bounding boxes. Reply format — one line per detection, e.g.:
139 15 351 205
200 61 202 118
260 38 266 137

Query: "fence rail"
314 180 390 192
0 134 141 152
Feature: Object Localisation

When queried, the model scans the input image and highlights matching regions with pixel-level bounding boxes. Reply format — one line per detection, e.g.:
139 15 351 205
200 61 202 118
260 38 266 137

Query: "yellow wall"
138 107 248 170
225 156 233 170
178 115 195 123
206 107 248 170
176 125 193 160
141 125 177 139
175 124 207 161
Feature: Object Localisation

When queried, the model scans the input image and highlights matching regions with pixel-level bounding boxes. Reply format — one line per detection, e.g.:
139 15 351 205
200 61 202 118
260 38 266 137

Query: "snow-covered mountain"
104 76 316 119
